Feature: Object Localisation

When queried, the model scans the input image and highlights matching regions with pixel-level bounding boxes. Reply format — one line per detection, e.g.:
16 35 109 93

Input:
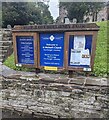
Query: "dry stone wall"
0 29 13 62
1 73 109 118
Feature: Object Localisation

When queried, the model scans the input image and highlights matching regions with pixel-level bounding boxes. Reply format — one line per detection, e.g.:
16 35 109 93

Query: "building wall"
97 7 107 22
107 5 109 20
58 6 67 23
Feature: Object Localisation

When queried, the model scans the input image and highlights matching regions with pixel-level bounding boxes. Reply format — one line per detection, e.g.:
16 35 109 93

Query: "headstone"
73 18 77 23
64 17 71 24
7 25 12 29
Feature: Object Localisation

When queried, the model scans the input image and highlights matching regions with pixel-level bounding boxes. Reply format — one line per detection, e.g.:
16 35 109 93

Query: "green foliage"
60 2 104 23
93 21 108 77
62 2 88 23
37 2 54 24
4 54 35 72
2 2 41 27
2 2 53 28
55 16 60 23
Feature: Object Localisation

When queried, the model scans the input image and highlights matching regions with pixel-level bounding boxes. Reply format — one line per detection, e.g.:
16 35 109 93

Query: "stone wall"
0 29 13 62
1 73 109 118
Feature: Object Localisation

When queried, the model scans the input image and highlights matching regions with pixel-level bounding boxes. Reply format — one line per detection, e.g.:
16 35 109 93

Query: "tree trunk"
95 12 98 21
92 13 95 22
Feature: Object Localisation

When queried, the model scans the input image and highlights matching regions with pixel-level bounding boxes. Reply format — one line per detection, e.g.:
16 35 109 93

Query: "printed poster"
74 35 85 50
17 36 34 64
81 49 90 65
70 49 81 65
70 49 90 66
70 35 91 66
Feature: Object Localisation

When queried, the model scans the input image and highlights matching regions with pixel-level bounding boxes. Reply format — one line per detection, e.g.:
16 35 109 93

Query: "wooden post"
86 72 90 77
35 68 40 74
68 70 74 78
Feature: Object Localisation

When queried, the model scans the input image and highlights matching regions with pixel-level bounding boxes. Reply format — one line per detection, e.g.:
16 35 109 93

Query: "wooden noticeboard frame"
65 31 98 71
12 23 99 73
12 32 38 68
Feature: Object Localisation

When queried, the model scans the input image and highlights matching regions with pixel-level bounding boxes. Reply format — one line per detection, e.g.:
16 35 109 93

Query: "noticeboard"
65 31 98 71
68 35 92 67
16 36 34 64
39 33 64 68
12 23 99 72
13 33 37 68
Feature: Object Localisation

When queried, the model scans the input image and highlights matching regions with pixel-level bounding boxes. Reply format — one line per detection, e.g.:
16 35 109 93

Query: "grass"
3 53 35 72
3 21 108 76
93 21 108 77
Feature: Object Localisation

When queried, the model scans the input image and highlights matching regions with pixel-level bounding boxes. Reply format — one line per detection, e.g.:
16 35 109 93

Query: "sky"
48 0 59 20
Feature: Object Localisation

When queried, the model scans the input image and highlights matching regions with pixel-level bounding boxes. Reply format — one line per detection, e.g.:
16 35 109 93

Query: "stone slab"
0 63 108 87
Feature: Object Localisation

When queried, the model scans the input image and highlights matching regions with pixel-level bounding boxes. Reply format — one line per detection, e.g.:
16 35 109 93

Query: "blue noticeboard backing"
68 35 92 68
40 33 64 67
16 36 34 64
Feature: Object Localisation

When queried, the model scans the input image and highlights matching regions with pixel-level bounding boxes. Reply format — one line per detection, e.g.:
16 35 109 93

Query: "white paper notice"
70 36 91 66
70 49 81 65
74 36 85 50
70 49 91 66
81 49 90 65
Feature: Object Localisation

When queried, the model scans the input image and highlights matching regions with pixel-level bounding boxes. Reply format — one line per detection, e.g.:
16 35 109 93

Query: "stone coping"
0 62 108 88
5 73 108 87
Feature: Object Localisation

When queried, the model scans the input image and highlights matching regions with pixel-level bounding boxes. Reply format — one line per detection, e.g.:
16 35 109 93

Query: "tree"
37 2 54 24
2 2 53 28
86 2 105 22
55 16 60 23
59 2 105 23
61 2 88 23
26 2 43 25
3 2 27 27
